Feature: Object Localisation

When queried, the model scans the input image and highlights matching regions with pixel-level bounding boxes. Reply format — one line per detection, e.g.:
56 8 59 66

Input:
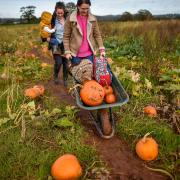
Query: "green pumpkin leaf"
27 101 35 110
0 117 11 126
50 108 61 116
9 113 17 120
53 117 74 128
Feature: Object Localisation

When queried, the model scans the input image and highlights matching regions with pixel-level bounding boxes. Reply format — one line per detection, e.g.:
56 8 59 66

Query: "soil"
32 48 169 180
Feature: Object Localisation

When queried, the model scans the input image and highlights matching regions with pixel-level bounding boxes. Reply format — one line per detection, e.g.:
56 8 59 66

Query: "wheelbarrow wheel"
99 109 112 135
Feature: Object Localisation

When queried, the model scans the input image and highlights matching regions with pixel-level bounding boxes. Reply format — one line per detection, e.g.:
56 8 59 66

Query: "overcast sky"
0 0 179 18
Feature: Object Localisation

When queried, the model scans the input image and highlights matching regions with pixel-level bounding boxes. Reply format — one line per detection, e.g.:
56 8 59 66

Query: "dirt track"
33 48 169 180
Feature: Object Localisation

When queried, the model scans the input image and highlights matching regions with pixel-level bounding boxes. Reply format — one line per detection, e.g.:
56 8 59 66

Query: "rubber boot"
52 45 58 54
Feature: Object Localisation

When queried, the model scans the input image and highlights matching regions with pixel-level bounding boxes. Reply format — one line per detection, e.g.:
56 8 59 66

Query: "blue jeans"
50 38 59 46
71 54 94 65
53 54 68 80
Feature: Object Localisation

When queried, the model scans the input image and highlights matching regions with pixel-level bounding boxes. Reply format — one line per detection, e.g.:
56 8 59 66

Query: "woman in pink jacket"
63 0 105 66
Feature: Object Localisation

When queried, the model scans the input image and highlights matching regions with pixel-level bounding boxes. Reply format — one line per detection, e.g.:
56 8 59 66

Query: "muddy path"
32 48 169 180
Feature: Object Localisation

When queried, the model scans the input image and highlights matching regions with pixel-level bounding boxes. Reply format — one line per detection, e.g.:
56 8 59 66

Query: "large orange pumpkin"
51 154 82 180
144 105 157 117
80 80 105 106
136 133 158 161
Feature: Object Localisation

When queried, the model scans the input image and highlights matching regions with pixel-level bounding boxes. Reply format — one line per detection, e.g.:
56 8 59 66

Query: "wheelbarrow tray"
73 71 129 110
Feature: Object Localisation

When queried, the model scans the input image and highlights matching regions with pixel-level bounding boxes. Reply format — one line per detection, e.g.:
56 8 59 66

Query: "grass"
0 93 102 179
0 24 104 179
115 94 180 177
0 20 180 179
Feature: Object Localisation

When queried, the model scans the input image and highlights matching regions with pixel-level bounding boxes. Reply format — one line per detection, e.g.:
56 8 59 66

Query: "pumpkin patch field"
0 21 180 179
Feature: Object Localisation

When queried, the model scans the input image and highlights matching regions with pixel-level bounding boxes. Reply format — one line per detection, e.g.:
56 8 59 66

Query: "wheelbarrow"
72 71 129 139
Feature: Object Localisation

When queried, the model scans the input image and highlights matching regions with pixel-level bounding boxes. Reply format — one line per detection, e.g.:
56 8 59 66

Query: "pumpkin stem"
145 166 175 180
69 84 83 94
142 132 152 143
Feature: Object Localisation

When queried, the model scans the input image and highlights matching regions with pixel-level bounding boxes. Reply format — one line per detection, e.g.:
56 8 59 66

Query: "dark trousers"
53 54 68 81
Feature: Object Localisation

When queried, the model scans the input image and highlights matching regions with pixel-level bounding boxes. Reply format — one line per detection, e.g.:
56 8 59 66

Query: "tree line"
19 2 76 24
0 3 180 24
119 10 180 21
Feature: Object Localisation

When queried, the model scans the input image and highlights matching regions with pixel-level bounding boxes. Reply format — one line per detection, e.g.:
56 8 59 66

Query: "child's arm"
43 26 56 34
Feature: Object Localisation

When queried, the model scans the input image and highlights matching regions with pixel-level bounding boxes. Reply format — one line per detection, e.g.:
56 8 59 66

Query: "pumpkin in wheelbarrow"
80 80 105 106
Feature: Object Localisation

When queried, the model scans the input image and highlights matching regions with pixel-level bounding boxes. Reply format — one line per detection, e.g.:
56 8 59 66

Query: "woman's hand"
65 53 72 60
100 49 106 58
100 51 106 57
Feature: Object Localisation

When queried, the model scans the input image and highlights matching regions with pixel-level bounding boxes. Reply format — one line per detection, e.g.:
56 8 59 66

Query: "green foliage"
116 95 180 177
0 100 101 179
0 21 179 179
53 117 74 128
159 68 180 94
1 54 51 82
175 38 180 56
0 41 17 55
112 65 153 96
105 36 144 58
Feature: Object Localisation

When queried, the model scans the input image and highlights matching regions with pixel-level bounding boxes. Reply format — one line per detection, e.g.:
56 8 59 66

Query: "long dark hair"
51 1 67 27
77 0 91 6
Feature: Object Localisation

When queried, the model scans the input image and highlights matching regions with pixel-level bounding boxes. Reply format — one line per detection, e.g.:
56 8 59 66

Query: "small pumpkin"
105 93 116 104
144 105 157 117
41 63 48 68
80 80 105 106
51 154 82 180
136 133 158 161
33 85 45 96
103 85 113 96
31 53 36 58
42 46 48 53
15 50 22 56
24 88 41 99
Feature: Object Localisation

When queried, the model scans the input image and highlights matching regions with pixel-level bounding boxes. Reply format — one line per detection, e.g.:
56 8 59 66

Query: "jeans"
53 54 68 81
71 54 94 65
50 38 59 46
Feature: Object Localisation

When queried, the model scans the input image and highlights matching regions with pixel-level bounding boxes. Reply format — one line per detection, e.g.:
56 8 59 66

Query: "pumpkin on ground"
24 85 45 99
24 88 41 99
144 105 157 117
41 63 48 68
33 85 45 96
135 133 158 161
79 80 105 106
51 154 82 180
42 46 48 53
